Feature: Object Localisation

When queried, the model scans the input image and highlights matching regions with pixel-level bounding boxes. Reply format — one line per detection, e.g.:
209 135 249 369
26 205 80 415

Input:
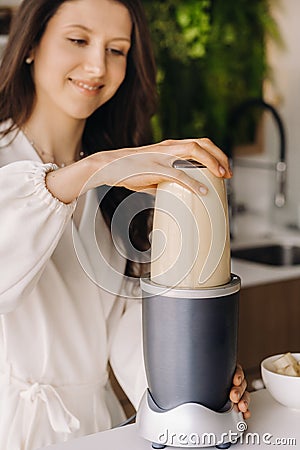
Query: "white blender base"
136 390 245 449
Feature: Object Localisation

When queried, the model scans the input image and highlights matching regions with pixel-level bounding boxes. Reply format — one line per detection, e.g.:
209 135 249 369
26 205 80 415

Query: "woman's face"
30 0 132 122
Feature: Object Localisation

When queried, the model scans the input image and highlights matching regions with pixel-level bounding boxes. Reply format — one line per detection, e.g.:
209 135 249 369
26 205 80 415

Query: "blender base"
136 390 245 449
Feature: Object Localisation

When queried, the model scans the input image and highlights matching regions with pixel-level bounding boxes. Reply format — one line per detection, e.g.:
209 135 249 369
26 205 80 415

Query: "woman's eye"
68 38 87 46
106 48 125 56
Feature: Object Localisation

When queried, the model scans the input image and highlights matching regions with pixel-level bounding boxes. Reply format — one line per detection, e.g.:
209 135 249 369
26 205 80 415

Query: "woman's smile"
68 78 104 95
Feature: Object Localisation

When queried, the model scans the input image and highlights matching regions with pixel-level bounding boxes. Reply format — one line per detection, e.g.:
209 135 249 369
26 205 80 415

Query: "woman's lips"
69 78 103 93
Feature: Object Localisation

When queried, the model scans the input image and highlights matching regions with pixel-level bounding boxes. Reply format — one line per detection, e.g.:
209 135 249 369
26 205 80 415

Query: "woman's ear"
25 49 35 64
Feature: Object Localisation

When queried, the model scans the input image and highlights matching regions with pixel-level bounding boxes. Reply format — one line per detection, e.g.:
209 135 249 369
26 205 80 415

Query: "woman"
0 0 250 449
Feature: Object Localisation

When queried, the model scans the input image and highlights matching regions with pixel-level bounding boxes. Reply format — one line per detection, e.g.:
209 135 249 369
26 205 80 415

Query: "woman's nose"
84 47 106 77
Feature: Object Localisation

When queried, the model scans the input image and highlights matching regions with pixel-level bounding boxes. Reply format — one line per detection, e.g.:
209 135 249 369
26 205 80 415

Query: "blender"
136 160 245 449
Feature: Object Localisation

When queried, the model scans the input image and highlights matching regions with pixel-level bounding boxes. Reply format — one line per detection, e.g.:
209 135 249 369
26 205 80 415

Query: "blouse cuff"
31 162 77 213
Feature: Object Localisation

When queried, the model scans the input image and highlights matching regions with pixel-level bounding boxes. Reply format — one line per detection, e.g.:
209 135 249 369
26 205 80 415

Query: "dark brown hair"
0 0 157 277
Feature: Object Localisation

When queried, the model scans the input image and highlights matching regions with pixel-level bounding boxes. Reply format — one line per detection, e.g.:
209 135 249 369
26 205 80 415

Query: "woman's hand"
46 138 232 204
88 138 232 194
230 364 251 419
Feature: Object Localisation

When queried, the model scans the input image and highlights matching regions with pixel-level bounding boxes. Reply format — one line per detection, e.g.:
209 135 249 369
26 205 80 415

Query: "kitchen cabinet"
237 277 300 387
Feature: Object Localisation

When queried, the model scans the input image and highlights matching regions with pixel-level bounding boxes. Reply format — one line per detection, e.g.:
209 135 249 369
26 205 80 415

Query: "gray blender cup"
141 276 240 412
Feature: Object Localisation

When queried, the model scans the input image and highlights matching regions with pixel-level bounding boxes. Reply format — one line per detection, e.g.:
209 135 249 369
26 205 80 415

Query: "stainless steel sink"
231 244 300 266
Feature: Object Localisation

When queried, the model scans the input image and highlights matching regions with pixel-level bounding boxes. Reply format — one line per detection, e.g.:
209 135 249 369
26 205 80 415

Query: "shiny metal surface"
140 274 241 298
172 159 206 169
232 244 300 266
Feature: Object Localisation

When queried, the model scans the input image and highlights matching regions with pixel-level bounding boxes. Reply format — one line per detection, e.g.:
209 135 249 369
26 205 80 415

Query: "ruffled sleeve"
0 160 76 313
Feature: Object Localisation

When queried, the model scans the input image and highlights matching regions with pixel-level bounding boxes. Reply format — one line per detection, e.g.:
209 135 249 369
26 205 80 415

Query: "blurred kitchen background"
141 0 300 235
1 1 299 230
1 0 299 400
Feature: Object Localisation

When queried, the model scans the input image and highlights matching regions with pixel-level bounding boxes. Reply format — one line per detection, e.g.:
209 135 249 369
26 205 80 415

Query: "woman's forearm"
45 156 103 204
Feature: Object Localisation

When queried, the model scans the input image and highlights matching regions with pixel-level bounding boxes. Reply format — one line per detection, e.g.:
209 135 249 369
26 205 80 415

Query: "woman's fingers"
194 138 232 177
229 365 251 419
233 363 245 386
238 391 251 419
158 138 232 179
230 378 247 404
230 380 251 419
158 165 209 196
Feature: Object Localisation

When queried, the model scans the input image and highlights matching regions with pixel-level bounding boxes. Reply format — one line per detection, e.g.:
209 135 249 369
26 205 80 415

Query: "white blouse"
0 126 147 450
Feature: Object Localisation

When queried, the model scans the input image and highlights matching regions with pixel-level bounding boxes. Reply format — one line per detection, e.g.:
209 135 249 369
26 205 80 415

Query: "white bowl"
261 353 300 410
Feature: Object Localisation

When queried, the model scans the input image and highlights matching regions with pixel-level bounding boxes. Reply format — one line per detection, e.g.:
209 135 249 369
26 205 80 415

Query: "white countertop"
232 257 300 288
40 389 300 449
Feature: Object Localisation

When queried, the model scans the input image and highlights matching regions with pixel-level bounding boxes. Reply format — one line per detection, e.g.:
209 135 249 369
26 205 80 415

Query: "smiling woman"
0 1 247 449
27 0 132 130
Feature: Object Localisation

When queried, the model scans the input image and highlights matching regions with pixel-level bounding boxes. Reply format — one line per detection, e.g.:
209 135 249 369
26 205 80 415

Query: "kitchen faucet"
225 98 287 238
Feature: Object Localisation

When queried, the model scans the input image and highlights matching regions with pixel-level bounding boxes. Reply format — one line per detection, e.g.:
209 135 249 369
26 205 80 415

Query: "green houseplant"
142 0 280 151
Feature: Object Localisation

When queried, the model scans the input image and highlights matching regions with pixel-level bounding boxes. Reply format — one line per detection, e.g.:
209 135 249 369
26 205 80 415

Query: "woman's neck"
22 113 86 167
